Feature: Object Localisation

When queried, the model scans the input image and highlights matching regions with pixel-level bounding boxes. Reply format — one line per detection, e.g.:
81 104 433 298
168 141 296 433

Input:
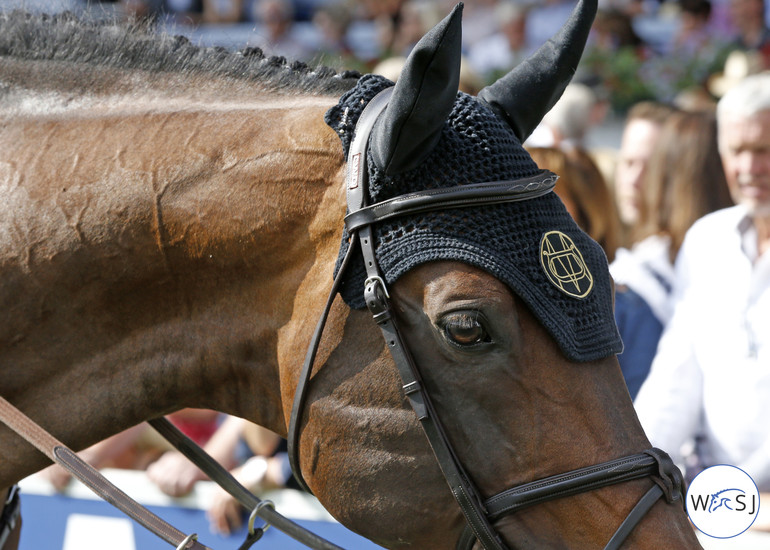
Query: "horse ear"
370 3 463 176
477 0 597 142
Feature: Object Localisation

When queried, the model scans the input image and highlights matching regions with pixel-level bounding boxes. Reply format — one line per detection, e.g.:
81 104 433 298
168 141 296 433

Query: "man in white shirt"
634 73 770 510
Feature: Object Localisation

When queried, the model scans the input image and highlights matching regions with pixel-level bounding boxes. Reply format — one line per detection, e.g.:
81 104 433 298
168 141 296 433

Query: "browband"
344 170 557 232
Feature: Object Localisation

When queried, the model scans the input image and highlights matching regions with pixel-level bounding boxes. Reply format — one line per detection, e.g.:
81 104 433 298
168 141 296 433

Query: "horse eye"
442 312 491 347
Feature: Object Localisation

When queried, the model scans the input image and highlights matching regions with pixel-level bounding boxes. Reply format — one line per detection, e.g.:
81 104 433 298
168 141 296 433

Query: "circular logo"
539 231 593 298
686 465 760 538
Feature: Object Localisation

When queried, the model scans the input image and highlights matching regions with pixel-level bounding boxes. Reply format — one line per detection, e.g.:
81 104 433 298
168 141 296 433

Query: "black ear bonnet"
324 1 622 363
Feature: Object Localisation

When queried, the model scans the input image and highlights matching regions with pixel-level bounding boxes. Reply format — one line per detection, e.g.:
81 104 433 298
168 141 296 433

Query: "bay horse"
0 3 702 549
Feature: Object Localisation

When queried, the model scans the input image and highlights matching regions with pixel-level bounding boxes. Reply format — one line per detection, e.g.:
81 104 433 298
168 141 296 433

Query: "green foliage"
581 46 656 113
581 42 734 114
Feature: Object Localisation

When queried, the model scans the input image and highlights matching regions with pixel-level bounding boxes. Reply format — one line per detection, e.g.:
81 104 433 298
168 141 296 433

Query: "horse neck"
0 78 346 484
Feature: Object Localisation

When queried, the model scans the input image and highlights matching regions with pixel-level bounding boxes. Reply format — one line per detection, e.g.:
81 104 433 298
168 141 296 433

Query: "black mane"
0 10 360 96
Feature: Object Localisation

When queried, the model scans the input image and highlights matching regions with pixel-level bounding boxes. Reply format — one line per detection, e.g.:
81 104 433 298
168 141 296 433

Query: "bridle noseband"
287 88 685 550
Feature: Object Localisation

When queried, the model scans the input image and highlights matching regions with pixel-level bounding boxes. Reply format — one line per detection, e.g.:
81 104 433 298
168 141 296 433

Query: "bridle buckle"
364 276 390 319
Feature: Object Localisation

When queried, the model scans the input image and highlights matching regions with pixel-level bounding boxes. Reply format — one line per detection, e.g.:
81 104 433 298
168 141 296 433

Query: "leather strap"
286 233 359 496
345 171 557 233
148 418 344 550
362 277 507 550
0 485 20 550
455 448 684 550
483 451 668 519
345 87 508 550
602 447 684 550
287 87 394 495
604 484 664 550
0 396 344 550
0 395 209 550
286 87 507 549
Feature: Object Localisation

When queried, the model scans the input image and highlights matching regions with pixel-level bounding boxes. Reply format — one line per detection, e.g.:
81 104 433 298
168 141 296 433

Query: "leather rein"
286 87 686 550
0 394 344 550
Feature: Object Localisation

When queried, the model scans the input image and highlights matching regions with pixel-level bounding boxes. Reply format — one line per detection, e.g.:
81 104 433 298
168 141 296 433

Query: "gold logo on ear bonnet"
539 231 593 298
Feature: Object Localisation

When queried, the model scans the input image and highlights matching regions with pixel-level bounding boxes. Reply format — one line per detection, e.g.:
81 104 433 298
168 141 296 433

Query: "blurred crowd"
28 0 770 112
39 410 295 536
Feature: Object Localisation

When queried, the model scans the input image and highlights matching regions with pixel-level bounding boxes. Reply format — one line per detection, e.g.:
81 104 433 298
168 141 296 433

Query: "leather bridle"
287 87 686 550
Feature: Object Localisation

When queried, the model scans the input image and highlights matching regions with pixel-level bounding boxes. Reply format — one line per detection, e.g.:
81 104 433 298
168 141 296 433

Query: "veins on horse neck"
149 170 173 280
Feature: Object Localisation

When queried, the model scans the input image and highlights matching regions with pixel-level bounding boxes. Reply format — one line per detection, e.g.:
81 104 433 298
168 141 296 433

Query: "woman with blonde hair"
610 109 733 397
635 110 734 266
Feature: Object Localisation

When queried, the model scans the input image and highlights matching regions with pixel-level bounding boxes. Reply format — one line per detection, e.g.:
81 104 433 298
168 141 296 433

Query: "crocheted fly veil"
325 0 622 362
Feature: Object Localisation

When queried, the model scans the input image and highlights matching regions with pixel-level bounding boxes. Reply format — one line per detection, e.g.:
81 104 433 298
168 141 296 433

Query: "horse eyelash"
448 311 482 329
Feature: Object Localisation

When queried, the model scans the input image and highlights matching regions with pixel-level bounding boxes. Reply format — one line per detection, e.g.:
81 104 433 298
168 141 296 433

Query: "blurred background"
2 0 768 126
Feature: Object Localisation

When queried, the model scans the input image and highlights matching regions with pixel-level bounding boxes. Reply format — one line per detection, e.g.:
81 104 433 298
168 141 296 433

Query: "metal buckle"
248 499 275 536
364 276 390 299
236 500 275 550
0 485 21 550
2 486 18 509
364 276 390 319
175 533 198 550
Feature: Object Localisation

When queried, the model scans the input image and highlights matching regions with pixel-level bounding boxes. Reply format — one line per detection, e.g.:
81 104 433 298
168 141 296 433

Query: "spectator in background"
467 2 534 84
599 0 649 17
201 0 244 23
292 0 332 21
459 0 502 50
526 82 608 151
672 84 718 111
358 0 407 61
611 109 733 398
526 0 576 50
707 48 764 98
144 414 255 497
119 0 204 23
40 409 293 531
612 101 678 247
249 0 313 60
205 422 292 535
592 7 647 51
727 0 770 66
671 0 717 56
636 109 733 264
39 409 221 492
388 0 442 57
312 2 363 70
579 7 654 114
144 416 293 535
634 74 770 499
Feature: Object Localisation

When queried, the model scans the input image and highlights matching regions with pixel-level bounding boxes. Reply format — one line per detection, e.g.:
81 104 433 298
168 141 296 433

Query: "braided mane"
0 10 360 96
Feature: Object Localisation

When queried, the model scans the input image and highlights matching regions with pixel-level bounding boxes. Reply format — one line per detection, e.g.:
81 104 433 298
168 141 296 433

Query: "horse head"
290 2 702 548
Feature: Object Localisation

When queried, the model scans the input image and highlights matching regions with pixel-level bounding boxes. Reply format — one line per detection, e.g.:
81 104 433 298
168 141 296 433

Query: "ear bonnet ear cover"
324 6 622 363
